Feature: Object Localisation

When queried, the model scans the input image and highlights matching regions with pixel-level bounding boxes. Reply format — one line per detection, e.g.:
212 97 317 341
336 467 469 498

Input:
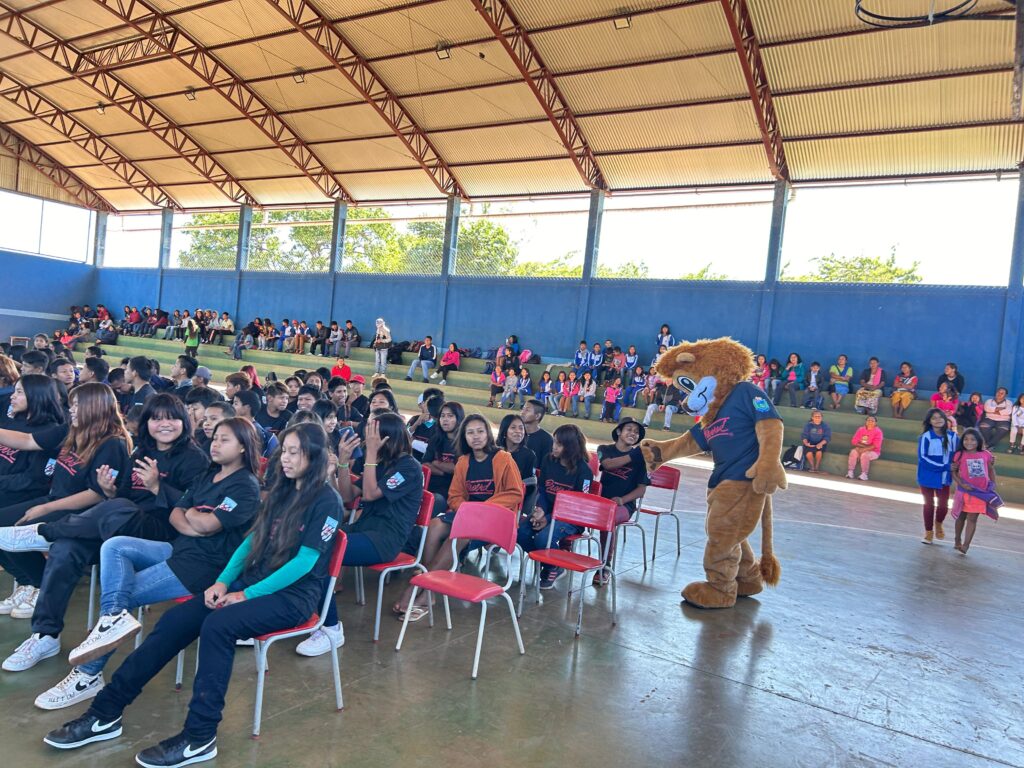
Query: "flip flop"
397 606 429 623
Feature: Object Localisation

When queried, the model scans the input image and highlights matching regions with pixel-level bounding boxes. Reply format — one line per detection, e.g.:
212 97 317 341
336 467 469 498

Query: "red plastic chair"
587 453 600 477
365 489 435 641
638 465 682 560
252 531 348 736
560 480 603 556
395 502 525 679
517 491 618 635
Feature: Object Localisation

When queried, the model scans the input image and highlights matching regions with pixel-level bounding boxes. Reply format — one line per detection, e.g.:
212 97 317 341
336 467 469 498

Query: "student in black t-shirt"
0 383 131 623
256 382 291 436
296 413 423 657
517 424 594 589
347 375 370 416
595 417 651 586
312 400 340 456
233 389 279 460
197 401 234 456
329 378 363 430
124 356 156 409
408 390 443 461
497 413 538 513
0 375 66 509
422 401 465 511
520 399 553 464
43 420 343 765
59 417 261 682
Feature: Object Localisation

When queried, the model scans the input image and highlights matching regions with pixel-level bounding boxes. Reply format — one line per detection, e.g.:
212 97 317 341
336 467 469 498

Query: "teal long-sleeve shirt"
216 535 321 600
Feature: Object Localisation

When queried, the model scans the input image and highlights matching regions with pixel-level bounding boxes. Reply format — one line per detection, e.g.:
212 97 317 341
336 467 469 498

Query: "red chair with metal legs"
395 502 525 679
365 489 434 641
517 491 618 635
638 465 682 560
251 531 349 737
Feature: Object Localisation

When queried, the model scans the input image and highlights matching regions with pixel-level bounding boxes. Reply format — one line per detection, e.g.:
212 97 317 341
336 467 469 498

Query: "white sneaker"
429 372 438 379
2 632 60 671
35 668 105 710
68 609 142 667
439 379 446 386
235 638 254 647
859 473 869 481
0 523 50 552
10 586 39 619
295 623 344 657
846 471 854 479
0 583 25 615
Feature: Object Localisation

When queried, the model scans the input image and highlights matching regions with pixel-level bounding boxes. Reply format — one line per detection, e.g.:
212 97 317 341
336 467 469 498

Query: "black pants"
438 364 457 379
0 496 71 587
978 419 1010 448
90 589 306 743
310 338 329 355
32 499 161 638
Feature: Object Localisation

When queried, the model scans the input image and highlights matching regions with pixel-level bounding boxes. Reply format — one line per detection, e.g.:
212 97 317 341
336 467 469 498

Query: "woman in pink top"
930 382 960 429
751 354 770 390
436 343 461 385
847 415 884 481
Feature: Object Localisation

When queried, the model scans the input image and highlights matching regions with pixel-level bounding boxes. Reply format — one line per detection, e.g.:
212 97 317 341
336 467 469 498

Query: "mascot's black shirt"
690 381 781 489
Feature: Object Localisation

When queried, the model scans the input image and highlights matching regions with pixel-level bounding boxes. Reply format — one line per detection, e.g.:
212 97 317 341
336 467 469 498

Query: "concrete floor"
1 466 1022 768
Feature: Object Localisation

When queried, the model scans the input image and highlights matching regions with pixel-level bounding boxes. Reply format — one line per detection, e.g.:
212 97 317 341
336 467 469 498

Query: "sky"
1 176 1018 286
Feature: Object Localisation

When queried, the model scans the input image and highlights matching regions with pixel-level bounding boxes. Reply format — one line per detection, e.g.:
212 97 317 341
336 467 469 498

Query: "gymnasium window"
104 214 161 268
0 189 94 263
341 203 446 275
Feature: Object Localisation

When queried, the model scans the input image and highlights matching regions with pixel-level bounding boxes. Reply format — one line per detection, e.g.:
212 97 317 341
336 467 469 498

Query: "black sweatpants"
89 589 306 743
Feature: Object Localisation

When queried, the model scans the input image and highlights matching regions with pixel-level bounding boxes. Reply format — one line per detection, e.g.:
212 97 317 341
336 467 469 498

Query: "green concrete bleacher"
107 335 1024 504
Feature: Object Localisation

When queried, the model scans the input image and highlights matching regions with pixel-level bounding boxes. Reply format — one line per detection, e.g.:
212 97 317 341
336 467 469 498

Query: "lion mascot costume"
640 337 786 609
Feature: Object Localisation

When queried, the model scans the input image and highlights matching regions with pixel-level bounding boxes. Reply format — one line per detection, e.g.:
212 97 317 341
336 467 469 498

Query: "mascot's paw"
640 440 663 472
681 581 737 609
745 460 789 495
736 579 763 598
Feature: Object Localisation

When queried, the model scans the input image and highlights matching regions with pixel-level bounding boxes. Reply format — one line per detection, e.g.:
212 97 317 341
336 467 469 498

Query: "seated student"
597 340 616 385
536 371 556 412
625 365 647 407
124 356 157 410
0 383 131 621
257 382 292 437
408 390 443 461
577 370 597 420
222 372 250 404
549 371 567 415
227 325 254 361
4 396 209 695
48 358 77 392
496 414 539 513
232 390 279 460
295 321 311 355
979 387 1013 449
0 376 66 509
936 362 965 398
283 375 302 411
294 414 423 656
487 366 506 408
21 350 51 376
42 421 336 766
889 362 918 419
394 414 523 619
326 321 342 358
572 340 589 378
342 320 360 358
801 409 832 473
168 356 195 394
499 367 519 409
196 401 233 455
262 318 279 351
347 375 369 416
931 382 960 429
419 401 465 517
557 370 579 415
775 352 805 407
327 379 361 430
311 400 340 457
77 356 109 387
595 417 650 584
309 321 330 357
436 343 460 385
847 415 884 481
295 384 322 413
854 357 886 416
515 367 533 407
651 344 668 369
750 354 769 390
802 362 826 410
586 343 604 383
304 370 326 395
643 379 681 431
405 335 437 383
183 386 222 436
330 358 352 383
0 355 19 415
518 424 593 589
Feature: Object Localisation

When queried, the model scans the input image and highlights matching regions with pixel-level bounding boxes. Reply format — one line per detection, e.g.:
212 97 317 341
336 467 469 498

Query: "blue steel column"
755 180 789 353
997 168 1024 390
575 189 605 344
233 204 252 319
156 207 173 308
438 195 460 344
328 201 348 322
92 211 108 266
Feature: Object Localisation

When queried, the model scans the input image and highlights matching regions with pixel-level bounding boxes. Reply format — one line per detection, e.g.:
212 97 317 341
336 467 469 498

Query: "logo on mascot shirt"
752 396 770 413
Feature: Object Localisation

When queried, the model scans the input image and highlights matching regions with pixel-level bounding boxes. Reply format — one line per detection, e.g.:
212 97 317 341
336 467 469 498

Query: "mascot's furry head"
653 337 754 425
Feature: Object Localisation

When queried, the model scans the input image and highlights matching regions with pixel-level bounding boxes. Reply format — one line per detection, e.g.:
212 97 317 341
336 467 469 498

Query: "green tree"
341 207 404 273
678 263 725 280
174 211 248 269
597 259 650 279
454 218 519 275
781 248 922 284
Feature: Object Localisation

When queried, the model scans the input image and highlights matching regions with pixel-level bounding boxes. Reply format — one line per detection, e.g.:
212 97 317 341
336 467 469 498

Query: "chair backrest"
450 502 518 554
649 464 681 490
587 453 600 477
552 490 617 532
588 480 602 497
327 531 350 578
416 489 434 527
421 465 431 489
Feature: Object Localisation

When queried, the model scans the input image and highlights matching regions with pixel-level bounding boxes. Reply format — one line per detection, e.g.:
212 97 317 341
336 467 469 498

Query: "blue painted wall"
0 249 94 340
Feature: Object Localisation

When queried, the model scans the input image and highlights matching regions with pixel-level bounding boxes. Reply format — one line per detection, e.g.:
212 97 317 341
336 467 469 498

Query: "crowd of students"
0 318 656 768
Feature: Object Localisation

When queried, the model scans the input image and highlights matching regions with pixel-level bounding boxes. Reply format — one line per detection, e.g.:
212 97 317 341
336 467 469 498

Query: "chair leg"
501 592 525 655
252 640 268 737
575 575 587 637
174 649 185 690
396 585 419 651
135 607 145 649
672 513 682 556
329 638 344 711
86 565 96 630
372 570 387 643
354 566 365 606
652 514 661 562
471 601 488 679
442 594 451 630
517 556 527 618
610 571 618 626
635 524 648 570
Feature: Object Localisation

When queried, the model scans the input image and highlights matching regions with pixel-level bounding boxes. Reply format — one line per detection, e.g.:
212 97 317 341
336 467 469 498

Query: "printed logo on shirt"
702 417 734 442
386 471 405 490
321 516 339 542
216 497 238 513
131 469 168 492
752 396 770 413
45 458 57 476
56 449 84 477
0 445 18 465
966 458 986 478
544 478 574 497
465 479 496 497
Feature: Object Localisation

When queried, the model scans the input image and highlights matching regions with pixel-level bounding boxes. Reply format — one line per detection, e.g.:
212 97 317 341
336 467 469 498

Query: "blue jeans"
580 395 594 418
323 532 385 627
406 359 433 379
517 518 581 553
231 338 246 360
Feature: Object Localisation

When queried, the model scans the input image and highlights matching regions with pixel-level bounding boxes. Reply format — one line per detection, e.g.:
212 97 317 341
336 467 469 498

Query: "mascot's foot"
681 581 737 609
736 580 763 598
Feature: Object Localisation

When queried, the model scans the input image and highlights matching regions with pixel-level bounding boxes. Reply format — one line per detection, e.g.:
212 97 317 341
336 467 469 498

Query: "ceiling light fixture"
293 69 305 84
613 15 632 30
435 42 451 60
184 87 196 101
96 102 105 114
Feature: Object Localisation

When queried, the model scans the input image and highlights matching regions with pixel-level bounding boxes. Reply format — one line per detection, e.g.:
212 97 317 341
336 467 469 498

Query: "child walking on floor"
917 408 957 545
952 428 1002 555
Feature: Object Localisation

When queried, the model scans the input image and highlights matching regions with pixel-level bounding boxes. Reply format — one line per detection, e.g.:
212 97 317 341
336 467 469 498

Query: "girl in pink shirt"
601 378 623 423
751 354 769 390
847 415 884 481
930 382 960 429
951 428 999 555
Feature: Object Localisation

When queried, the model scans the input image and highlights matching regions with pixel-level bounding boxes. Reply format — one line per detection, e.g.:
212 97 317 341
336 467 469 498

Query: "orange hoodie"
447 449 524 512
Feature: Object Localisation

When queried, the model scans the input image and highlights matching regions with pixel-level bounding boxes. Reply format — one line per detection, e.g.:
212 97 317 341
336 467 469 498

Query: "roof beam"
80 0 354 202
0 2 256 206
719 0 788 181
468 0 607 190
0 69 178 208
259 0 465 198
0 122 114 211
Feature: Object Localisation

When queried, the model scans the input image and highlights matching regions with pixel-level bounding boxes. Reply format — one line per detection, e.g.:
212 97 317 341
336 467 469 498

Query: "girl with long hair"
917 408 958 545
422 401 465 504
0 375 66 509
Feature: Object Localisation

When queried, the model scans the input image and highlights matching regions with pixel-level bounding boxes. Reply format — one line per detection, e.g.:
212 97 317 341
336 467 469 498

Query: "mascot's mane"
653 337 755 427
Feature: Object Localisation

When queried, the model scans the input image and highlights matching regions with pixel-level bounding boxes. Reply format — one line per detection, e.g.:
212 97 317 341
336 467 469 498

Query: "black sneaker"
135 732 217 768
539 567 563 590
43 712 122 749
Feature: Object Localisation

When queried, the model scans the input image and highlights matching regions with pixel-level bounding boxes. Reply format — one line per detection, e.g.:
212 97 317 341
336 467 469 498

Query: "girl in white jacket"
1007 393 1024 453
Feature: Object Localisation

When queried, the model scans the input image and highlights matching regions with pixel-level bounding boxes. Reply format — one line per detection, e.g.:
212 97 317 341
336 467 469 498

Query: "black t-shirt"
535 455 593 515
344 454 423 561
335 403 363 427
524 428 553 467
349 394 369 416
241 483 344 615
130 383 156 409
409 418 437 461
423 431 457 496
168 467 260 592
48 436 131 508
0 417 66 500
124 441 210 513
508 444 537 482
597 444 651 512
464 452 497 502
255 407 290 436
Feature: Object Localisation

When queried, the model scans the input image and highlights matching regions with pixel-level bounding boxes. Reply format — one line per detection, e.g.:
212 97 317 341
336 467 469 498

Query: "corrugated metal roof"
105 132 184 162
3 119 67 147
600 145 775 188
18 162 87 207
374 41 522 97
287 103 393 142
243 176 332 205
149 91 243 125
173 0 293 48
579 100 761 152
159 182 235 207
136 157 210 185
428 122 566 164
117 59 207 95
313 0 428 20
787 124 1024 180
72 164 135 188
45 141 110 168
93 187 154 211
336 0 495 60
0 34 29 59
73 108 144 137
214 34 332 81
25 0 122 38
337 168 442 200
36 80 111 112
0 49 68 86
399 82 547 132
316 137 417 172
455 158 590 197
512 0 704 30
534 3 732 73
247 69 364 112
184 120 276 153
214 148 310 177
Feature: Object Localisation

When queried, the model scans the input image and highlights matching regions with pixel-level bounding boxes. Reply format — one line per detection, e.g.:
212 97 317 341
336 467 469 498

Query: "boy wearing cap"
191 366 212 388
348 375 369 416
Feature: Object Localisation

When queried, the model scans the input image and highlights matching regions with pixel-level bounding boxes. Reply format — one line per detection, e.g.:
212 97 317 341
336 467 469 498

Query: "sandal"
398 606 429 623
